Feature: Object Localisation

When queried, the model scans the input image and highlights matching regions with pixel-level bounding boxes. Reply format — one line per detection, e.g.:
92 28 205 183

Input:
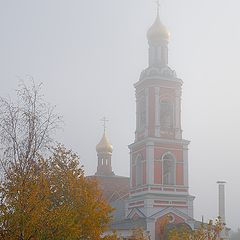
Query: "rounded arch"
161 151 176 161
161 152 176 185
162 222 192 240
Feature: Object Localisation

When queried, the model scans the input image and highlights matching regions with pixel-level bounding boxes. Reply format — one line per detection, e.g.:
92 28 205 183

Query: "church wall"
154 160 162 184
143 161 147 185
154 146 183 161
176 163 184 185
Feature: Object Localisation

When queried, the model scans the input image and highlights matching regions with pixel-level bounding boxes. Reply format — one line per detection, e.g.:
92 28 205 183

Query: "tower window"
160 100 174 129
162 153 175 185
136 154 143 186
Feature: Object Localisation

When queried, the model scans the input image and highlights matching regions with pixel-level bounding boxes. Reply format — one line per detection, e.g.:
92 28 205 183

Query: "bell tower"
125 5 195 239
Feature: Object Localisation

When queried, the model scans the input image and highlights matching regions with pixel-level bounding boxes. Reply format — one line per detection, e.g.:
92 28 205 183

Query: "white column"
146 141 154 185
155 87 160 137
129 148 133 188
187 196 195 218
146 219 155 240
183 144 189 187
136 94 139 138
145 88 149 137
175 88 182 139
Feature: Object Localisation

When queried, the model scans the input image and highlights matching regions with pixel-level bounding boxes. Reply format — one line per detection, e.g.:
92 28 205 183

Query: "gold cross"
101 117 108 133
155 0 161 15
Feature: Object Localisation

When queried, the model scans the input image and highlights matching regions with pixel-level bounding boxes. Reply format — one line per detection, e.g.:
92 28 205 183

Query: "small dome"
147 13 170 43
96 133 113 153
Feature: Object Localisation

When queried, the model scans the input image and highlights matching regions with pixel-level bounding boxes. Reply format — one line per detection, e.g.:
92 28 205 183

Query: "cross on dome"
96 117 113 153
147 0 170 43
155 0 160 14
101 116 108 133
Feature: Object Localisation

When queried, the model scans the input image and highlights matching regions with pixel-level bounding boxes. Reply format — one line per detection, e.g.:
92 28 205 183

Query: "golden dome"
147 13 170 43
96 133 113 153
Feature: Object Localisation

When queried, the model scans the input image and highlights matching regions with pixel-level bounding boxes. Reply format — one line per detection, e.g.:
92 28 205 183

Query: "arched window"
162 153 175 185
160 100 174 129
136 154 143 186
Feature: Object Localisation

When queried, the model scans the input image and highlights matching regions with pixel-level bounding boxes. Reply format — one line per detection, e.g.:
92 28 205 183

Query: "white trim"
155 87 160 137
146 141 154 185
130 148 133 188
183 148 188 187
129 137 190 149
145 88 149 137
135 153 143 187
127 207 146 219
134 77 183 88
150 206 194 221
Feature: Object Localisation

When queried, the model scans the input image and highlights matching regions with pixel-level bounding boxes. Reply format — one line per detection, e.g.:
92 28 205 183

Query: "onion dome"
96 133 113 153
147 12 170 43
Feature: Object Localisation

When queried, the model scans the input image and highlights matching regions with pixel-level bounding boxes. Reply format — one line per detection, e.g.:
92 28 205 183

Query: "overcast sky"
1 0 240 231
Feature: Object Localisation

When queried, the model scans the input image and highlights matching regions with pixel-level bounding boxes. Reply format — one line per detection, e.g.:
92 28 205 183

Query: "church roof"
88 175 130 203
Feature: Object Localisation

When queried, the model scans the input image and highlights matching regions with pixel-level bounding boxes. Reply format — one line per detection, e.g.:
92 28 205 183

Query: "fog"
0 0 240 231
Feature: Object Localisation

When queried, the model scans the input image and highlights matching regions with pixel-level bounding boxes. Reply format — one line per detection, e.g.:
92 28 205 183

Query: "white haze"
0 0 239 231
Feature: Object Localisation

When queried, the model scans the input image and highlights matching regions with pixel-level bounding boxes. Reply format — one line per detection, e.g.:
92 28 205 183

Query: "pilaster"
155 87 160 137
146 141 154 184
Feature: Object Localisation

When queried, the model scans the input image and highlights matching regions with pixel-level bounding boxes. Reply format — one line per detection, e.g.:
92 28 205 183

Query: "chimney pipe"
217 181 226 224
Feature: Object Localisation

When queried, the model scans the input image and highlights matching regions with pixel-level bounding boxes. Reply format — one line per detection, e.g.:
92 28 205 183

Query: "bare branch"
0 80 61 176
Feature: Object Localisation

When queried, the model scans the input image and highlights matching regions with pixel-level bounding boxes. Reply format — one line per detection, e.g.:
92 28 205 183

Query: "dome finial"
156 0 160 17
101 116 108 134
96 117 113 153
147 0 170 43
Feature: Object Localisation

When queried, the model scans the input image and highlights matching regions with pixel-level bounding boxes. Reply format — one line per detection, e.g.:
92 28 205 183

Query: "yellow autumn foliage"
0 145 114 240
168 217 224 240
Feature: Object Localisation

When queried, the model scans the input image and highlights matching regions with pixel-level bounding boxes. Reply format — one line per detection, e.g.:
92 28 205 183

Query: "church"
89 6 229 240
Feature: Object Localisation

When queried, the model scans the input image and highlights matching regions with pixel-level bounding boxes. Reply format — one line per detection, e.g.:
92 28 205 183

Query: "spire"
95 118 114 176
147 2 170 67
96 117 113 153
156 0 160 17
101 117 108 134
147 2 170 45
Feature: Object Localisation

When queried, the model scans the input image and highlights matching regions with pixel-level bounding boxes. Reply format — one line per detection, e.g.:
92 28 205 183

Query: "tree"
0 81 60 175
46 145 114 240
0 158 52 240
0 82 115 239
168 217 224 240
127 228 150 240
0 145 115 240
0 81 60 240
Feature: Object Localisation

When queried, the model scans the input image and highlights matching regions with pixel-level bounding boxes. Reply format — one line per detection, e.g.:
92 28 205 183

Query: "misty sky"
1 0 240 231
